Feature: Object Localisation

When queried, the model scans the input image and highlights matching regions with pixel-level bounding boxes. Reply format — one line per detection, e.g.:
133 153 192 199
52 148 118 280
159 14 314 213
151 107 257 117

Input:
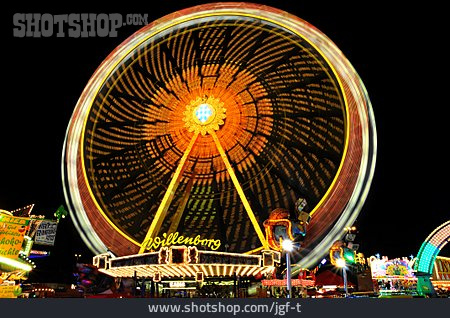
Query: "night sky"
1 1 448 283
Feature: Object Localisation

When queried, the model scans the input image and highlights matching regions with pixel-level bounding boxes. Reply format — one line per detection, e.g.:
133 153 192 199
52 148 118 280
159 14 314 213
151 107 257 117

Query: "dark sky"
1 1 448 282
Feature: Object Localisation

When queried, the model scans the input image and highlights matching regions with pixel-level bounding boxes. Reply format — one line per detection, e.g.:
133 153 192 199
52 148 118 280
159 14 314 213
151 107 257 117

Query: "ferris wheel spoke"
139 131 199 253
210 130 269 250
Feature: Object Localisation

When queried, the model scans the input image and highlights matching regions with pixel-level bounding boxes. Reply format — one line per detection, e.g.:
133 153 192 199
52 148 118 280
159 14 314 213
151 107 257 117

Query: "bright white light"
195 104 213 123
282 239 294 252
0 256 33 271
335 258 346 268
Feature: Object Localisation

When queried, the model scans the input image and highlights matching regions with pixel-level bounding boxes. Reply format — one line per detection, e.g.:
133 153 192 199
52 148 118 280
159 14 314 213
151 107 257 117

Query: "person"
385 280 391 290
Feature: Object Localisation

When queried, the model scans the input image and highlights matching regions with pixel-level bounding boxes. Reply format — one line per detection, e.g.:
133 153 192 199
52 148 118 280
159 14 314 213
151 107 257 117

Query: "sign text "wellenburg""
143 232 221 251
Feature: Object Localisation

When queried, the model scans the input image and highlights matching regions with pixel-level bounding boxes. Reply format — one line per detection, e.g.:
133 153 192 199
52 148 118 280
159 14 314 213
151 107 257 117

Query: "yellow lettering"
176 235 184 244
171 232 179 245
211 240 221 250
184 237 194 245
153 237 161 249
144 238 153 250
166 232 174 245
143 232 221 251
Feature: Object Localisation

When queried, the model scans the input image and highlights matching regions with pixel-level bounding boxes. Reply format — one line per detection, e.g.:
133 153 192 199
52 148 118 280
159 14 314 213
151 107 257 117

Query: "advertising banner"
0 214 30 259
369 256 415 278
34 220 58 246
0 285 21 298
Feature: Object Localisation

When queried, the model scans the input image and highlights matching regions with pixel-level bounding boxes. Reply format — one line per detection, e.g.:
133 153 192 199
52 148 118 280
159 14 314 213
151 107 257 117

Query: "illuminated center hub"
183 96 226 135
195 103 214 124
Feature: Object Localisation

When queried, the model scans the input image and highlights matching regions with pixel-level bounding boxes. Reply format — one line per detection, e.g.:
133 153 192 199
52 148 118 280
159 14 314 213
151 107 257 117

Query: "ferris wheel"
62 3 376 269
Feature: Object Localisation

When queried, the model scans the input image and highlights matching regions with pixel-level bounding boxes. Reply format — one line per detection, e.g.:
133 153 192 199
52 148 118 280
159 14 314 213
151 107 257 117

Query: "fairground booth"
0 205 64 298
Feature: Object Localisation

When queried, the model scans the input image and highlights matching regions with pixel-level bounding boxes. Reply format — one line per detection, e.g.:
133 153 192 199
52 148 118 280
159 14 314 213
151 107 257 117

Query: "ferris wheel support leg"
139 132 199 253
168 171 197 234
210 130 269 250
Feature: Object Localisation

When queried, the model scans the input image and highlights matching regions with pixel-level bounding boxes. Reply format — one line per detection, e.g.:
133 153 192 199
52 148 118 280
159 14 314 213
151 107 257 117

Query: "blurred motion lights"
62 3 376 269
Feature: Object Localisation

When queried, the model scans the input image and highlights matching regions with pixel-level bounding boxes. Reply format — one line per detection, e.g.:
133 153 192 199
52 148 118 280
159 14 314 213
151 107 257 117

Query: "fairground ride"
62 3 376 287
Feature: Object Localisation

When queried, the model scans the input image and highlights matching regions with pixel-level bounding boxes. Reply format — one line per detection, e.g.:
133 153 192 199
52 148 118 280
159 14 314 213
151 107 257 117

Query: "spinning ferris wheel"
62 3 376 269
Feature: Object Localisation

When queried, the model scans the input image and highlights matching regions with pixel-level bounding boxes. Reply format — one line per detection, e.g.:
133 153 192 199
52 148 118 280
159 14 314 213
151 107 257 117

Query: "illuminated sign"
143 232 221 251
34 220 58 246
369 256 415 278
433 256 450 281
29 250 50 256
0 285 22 298
0 214 29 225
19 236 34 257
0 214 30 259
261 279 315 287
169 281 186 288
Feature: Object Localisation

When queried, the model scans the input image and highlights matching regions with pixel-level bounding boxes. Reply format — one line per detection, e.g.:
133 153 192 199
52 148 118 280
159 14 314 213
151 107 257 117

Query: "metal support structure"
416 271 437 297
139 132 199 253
286 251 292 298
167 171 196 234
342 266 348 297
140 123 270 253
210 130 269 250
